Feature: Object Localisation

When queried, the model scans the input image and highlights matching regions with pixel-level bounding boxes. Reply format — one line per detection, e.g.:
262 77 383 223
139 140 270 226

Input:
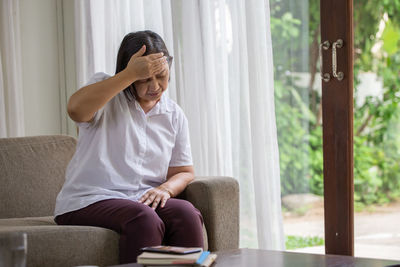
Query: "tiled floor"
284 200 400 261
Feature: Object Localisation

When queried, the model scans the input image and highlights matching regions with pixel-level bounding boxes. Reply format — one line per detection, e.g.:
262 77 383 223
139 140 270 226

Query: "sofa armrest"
180 176 239 251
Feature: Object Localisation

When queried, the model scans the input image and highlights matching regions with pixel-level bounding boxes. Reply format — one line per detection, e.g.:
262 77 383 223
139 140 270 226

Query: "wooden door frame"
320 0 354 256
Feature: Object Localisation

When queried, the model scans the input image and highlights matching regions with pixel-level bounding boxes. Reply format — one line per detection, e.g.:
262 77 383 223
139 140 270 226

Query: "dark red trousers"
55 198 204 264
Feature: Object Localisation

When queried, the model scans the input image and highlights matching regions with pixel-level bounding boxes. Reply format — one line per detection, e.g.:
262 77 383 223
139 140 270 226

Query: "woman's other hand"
139 185 172 210
125 45 167 81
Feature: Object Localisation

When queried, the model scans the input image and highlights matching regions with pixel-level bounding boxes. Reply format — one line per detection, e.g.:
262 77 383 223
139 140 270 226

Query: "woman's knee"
158 199 204 247
123 205 165 235
165 199 203 224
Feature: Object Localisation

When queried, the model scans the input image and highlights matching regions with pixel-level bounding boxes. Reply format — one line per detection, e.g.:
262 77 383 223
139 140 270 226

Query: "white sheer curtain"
74 0 177 100
74 0 284 250
0 0 25 137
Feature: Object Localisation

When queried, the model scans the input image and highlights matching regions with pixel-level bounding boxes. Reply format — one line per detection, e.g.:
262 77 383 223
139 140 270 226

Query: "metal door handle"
332 39 344 81
319 41 330 82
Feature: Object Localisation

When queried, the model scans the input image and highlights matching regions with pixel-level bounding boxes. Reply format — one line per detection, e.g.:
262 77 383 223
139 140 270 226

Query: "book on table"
140 246 203 255
137 246 217 266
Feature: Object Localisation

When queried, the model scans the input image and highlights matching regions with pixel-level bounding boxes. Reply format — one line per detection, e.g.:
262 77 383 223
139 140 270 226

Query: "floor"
283 200 400 261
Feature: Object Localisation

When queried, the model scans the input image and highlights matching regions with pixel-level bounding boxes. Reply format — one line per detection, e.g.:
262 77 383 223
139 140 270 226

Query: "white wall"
19 0 64 136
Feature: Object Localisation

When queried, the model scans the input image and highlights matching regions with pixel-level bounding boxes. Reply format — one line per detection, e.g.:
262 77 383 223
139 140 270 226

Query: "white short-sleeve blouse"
54 72 193 216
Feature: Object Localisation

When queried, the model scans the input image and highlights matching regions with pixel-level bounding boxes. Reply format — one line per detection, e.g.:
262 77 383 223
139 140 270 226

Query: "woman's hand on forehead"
147 52 165 60
125 45 168 81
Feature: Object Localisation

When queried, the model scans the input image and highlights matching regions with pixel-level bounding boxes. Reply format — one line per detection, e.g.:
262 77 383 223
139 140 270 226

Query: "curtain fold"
0 0 25 137
73 0 284 250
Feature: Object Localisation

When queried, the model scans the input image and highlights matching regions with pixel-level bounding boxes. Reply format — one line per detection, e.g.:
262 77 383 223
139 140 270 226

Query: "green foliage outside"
285 235 324 250
271 0 400 206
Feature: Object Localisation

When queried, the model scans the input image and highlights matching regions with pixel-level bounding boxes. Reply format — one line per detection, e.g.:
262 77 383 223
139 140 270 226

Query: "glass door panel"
270 0 325 253
353 3 400 260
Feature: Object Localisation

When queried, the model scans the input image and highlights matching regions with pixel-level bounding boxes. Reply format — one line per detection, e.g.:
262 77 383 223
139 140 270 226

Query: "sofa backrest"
0 135 77 218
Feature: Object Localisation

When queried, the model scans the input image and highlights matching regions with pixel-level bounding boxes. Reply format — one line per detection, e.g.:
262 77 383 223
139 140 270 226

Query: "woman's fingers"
149 57 167 71
149 56 167 67
160 195 169 208
138 56 167 78
139 192 151 204
132 45 146 59
154 56 167 64
151 195 163 210
138 192 149 203
140 188 170 210
126 51 168 81
143 192 156 206
147 52 164 60
151 64 167 76
152 59 168 74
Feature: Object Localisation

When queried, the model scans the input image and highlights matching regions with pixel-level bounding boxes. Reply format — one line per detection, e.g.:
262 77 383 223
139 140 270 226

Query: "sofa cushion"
0 135 77 219
0 216 56 226
0 215 208 249
0 215 208 266
0 224 119 267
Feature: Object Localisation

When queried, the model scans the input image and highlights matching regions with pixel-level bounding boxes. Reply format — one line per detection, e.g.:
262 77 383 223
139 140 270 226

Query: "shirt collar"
133 94 173 116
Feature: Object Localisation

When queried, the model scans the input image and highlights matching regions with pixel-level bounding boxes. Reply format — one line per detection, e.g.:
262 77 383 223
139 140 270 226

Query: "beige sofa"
0 135 239 267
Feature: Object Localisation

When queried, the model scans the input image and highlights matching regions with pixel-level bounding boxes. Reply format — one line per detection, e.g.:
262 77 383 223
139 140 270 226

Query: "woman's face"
133 62 169 103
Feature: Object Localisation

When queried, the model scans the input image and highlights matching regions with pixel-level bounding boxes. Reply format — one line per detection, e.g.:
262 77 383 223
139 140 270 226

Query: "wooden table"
108 248 400 267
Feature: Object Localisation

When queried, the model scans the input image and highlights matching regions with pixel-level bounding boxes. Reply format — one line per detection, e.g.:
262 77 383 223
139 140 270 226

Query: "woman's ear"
167 56 173 82
167 56 173 67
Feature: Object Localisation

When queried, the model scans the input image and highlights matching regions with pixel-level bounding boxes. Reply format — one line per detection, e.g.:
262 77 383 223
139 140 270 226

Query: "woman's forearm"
67 69 135 123
161 171 194 197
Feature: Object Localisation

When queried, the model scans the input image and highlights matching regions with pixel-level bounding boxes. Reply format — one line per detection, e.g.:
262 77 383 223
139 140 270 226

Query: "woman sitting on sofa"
54 30 204 264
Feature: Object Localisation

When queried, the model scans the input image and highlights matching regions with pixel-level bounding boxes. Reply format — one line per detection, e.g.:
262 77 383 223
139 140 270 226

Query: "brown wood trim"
320 0 354 256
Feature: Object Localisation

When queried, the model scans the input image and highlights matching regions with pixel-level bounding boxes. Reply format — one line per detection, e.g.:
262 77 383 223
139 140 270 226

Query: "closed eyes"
138 71 168 83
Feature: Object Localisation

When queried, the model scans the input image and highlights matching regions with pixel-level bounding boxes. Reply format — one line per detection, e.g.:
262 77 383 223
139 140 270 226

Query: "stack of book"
137 246 217 266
